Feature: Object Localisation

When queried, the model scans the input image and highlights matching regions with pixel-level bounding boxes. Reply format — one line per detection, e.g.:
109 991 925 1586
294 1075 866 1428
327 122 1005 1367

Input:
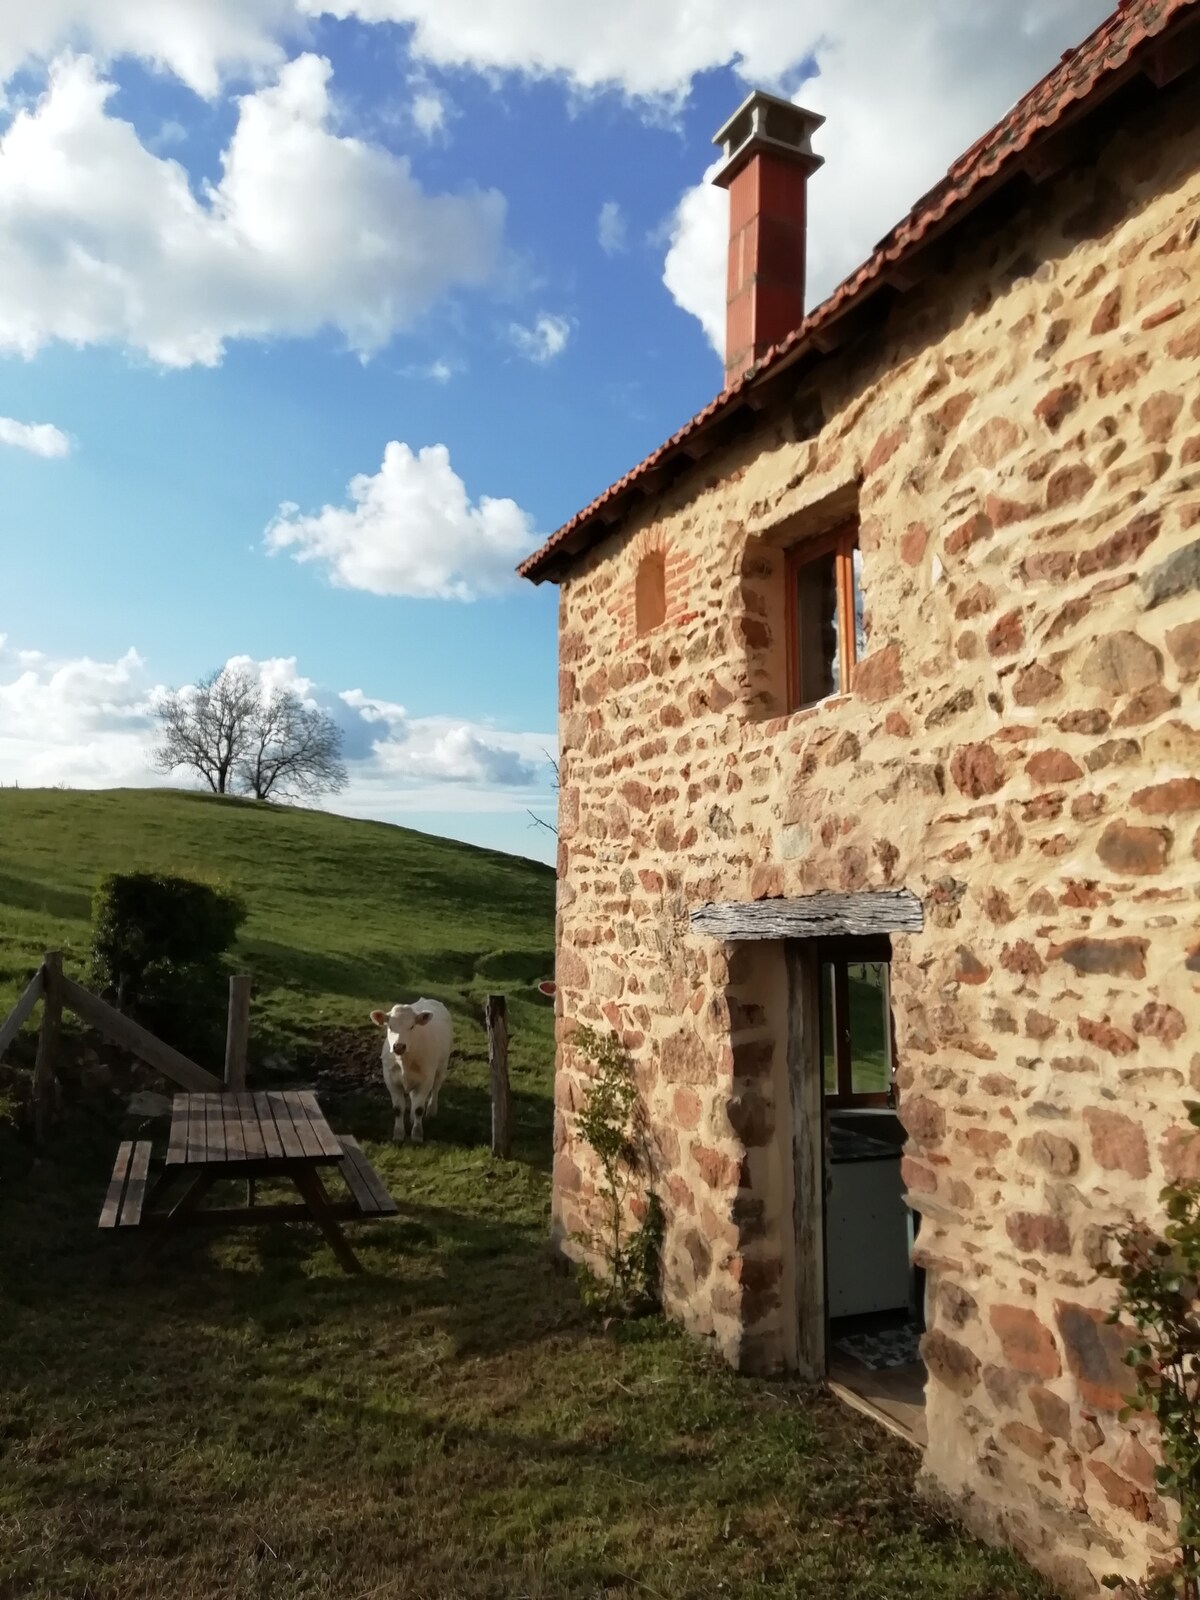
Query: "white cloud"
0 639 556 826
0 1 1117 123
597 199 627 255
411 86 450 139
0 0 296 99
148 119 189 151
399 356 460 382
508 312 571 364
306 0 818 104
661 159 725 354
0 5 1113 373
0 415 71 457
660 1 1111 355
265 439 537 600
222 653 319 704
341 690 547 786
0 52 505 367
0 639 158 788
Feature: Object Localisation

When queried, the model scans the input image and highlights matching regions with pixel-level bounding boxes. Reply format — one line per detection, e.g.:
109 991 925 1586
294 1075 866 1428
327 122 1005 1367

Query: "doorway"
786 936 926 1446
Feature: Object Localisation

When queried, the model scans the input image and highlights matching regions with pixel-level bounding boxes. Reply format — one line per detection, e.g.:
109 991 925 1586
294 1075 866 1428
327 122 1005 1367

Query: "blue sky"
0 0 1109 862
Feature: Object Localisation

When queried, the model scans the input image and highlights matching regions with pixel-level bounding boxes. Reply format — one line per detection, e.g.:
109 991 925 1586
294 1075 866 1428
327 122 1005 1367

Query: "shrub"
91 874 246 1065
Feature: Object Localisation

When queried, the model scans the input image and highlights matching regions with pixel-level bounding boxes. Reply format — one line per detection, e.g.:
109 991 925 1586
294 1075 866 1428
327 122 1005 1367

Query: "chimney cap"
711 89 824 190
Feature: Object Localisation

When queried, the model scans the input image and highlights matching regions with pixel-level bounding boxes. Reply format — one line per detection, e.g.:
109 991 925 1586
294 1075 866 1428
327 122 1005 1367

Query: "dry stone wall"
550 83 1200 1597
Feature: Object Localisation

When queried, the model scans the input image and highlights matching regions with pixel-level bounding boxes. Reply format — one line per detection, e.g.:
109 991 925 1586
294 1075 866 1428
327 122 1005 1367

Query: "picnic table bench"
100 1089 397 1274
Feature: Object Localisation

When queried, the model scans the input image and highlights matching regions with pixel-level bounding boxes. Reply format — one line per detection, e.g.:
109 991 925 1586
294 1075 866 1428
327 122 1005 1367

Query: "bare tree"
528 749 560 838
153 665 260 794
154 667 347 803
238 687 347 801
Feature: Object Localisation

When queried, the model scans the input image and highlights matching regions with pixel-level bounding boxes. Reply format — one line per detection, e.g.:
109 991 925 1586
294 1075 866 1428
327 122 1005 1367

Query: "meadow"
0 788 1048 1599
0 786 557 1075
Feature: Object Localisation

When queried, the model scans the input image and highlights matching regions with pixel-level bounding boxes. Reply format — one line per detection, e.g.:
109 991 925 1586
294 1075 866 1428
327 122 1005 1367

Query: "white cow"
369 998 454 1144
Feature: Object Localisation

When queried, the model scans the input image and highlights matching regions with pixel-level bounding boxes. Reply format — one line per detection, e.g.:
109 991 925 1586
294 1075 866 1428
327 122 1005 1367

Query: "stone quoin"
519 3 1200 1594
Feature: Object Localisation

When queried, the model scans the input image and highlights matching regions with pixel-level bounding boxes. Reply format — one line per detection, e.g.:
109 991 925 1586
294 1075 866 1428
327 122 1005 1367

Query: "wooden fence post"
486 993 510 1160
224 975 252 1093
33 950 62 1147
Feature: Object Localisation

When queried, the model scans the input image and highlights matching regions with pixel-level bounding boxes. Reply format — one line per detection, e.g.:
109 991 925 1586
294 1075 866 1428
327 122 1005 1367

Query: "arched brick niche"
635 548 667 636
605 529 698 647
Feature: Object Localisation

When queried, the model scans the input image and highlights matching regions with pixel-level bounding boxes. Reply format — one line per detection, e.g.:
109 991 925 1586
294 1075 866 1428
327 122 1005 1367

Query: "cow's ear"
369 1009 388 1027
413 1010 432 1026
537 981 556 997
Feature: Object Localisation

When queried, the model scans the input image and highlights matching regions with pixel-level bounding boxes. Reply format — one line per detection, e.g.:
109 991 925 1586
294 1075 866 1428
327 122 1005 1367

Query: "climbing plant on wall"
570 1025 663 1315
1102 1102 1200 1600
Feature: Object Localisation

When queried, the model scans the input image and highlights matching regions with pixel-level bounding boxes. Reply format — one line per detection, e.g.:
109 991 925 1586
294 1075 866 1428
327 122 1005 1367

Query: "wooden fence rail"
0 951 236 1144
0 966 44 1063
59 974 222 1094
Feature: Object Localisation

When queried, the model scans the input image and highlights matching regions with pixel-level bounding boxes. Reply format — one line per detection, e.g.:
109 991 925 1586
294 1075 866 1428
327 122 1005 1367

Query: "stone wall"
549 80 1200 1597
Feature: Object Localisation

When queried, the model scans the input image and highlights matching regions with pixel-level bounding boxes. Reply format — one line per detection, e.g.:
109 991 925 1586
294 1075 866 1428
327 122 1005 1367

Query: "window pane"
820 962 837 1095
795 549 839 705
846 960 891 1097
852 546 867 661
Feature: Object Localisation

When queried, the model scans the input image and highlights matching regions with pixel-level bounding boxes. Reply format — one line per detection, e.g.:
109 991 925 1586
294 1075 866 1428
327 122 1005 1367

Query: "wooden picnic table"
100 1089 397 1275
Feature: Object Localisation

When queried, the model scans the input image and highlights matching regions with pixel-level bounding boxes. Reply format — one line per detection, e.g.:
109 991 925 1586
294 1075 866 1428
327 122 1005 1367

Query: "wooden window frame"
818 934 895 1110
784 520 860 712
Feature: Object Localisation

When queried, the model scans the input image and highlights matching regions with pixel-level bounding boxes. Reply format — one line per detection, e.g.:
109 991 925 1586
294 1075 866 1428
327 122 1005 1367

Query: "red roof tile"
519 0 1197 583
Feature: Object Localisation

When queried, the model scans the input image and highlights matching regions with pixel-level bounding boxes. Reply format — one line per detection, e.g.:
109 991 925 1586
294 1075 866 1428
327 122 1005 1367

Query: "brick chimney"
712 91 824 388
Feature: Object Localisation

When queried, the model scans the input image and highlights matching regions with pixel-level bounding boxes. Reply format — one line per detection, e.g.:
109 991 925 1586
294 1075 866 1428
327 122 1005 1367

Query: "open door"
787 935 927 1443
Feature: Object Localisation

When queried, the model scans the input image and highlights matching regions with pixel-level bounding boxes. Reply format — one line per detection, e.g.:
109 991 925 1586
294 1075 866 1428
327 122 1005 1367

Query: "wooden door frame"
786 940 826 1381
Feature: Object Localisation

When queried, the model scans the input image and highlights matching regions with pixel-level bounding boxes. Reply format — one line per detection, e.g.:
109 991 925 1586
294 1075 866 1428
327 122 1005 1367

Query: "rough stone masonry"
540 55 1200 1600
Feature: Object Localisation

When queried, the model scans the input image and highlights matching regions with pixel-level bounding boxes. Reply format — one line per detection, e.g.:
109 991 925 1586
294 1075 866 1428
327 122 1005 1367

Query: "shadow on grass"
0 1101 1055 1600
0 1091 563 1375
241 942 556 1035
0 870 92 924
242 938 483 1006
324 1085 551 1174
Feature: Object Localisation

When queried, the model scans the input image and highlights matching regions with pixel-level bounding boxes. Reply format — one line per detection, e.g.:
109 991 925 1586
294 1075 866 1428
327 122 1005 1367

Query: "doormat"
834 1324 923 1371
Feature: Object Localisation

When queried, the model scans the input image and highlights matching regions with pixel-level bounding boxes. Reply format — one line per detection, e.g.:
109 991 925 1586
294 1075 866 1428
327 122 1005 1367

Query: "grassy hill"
0 787 556 1076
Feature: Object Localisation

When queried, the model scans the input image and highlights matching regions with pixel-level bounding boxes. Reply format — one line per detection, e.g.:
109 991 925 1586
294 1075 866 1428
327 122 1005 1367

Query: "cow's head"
369 1003 433 1059
537 980 556 997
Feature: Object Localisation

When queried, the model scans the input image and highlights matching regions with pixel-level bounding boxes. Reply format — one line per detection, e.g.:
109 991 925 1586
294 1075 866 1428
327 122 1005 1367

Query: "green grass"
0 787 557 1074
0 788 1049 1598
0 1099 1049 1600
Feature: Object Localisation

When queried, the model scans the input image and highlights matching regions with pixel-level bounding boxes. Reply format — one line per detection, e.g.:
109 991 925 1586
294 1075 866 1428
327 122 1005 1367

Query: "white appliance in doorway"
825 1130 912 1318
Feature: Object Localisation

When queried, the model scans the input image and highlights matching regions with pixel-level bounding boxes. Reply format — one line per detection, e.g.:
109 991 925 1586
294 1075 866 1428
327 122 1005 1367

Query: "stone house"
518 2 1200 1593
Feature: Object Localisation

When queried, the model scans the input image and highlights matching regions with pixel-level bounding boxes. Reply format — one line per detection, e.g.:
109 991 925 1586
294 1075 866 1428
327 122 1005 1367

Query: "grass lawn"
0 1093 1050 1600
0 788 1049 1598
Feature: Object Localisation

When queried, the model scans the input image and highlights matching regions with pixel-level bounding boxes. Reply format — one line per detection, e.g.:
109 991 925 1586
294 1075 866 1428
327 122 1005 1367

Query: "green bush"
91 873 246 1065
